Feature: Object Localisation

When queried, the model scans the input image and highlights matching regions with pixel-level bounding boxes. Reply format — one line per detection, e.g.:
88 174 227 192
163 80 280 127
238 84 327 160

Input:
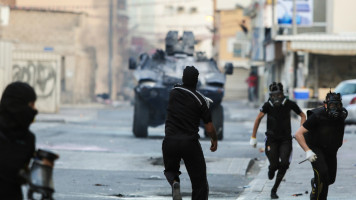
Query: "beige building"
1 8 96 104
0 0 15 6
214 0 252 100
215 9 250 68
13 0 127 101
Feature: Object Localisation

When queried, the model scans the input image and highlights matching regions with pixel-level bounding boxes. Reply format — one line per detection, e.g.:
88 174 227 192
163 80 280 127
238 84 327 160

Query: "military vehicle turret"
129 31 233 140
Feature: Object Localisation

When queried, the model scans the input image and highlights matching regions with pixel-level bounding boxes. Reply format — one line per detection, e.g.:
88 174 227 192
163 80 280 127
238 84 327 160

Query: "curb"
35 118 66 123
236 160 268 200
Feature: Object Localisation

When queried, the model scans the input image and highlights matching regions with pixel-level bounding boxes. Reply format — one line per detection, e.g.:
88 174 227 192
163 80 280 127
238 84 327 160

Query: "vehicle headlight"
140 81 156 87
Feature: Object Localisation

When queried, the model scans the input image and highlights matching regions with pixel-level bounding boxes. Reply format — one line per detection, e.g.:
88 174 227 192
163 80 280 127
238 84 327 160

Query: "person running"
162 66 218 200
249 82 306 199
295 91 347 200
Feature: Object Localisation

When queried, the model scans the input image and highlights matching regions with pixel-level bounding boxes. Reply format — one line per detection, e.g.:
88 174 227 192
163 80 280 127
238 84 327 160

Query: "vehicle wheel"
133 95 149 137
205 104 224 140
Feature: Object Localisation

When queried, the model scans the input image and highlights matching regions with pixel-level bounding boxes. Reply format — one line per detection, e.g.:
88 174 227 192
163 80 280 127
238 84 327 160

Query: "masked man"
295 92 347 200
0 82 38 199
250 82 306 199
162 66 218 200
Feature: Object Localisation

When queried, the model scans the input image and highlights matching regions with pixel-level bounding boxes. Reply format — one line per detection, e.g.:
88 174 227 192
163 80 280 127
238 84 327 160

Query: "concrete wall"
11 51 61 113
15 0 125 100
0 40 12 95
1 9 96 103
2 9 82 45
0 0 15 6
0 47 61 113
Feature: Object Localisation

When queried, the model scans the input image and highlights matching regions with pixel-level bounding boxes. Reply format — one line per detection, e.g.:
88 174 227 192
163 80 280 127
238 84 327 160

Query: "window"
177 6 184 14
190 7 197 14
117 0 126 10
233 43 243 57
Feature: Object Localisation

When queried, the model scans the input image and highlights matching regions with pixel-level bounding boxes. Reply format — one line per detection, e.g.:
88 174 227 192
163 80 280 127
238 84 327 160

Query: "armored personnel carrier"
129 31 233 140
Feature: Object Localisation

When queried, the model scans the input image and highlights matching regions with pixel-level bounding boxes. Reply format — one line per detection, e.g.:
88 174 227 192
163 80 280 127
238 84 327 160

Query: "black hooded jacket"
260 98 302 140
303 107 347 152
0 82 37 199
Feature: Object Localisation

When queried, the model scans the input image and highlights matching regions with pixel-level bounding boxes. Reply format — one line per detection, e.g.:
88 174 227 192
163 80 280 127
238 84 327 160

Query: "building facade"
245 0 356 105
0 8 96 104
13 0 128 102
128 0 213 58
214 0 252 100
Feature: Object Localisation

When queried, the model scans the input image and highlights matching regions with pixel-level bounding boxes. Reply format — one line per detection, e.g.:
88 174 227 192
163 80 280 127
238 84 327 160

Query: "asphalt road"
27 100 267 200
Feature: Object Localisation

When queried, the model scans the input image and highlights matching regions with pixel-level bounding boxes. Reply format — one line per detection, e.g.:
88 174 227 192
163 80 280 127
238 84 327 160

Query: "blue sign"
277 0 313 26
44 47 54 52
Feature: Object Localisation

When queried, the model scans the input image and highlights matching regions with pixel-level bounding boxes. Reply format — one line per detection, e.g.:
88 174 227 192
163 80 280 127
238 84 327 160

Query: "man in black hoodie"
0 82 38 199
163 66 218 200
250 82 306 199
295 92 347 200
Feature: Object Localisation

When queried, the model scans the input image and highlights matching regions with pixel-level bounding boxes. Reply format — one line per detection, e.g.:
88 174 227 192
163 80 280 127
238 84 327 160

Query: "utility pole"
271 0 275 38
290 0 297 99
292 0 297 35
258 0 264 60
212 0 217 61
108 0 114 99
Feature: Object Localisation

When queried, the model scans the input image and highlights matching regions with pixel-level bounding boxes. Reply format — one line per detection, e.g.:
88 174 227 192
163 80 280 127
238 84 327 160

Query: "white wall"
0 41 13 95
330 0 356 33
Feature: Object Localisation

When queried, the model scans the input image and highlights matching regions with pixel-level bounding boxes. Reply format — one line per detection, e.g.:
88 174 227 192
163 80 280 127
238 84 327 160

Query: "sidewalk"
237 132 356 200
35 101 131 123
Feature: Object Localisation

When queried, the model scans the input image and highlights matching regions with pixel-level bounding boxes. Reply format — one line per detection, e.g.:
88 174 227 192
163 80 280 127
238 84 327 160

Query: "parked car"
128 31 233 139
334 79 356 125
345 104 356 125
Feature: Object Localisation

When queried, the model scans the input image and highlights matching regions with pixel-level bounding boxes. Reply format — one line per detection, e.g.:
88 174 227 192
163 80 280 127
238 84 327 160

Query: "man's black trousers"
310 147 338 200
265 138 292 192
162 138 208 200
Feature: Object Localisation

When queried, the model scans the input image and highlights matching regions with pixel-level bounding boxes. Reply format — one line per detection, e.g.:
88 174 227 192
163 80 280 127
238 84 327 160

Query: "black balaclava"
324 92 346 119
0 82 38 140
268 82 286 107
182 66 199 90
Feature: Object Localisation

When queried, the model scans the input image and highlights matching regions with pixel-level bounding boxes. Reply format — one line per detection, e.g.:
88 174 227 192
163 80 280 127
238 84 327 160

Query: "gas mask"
325 92 345 119
269 91 286 107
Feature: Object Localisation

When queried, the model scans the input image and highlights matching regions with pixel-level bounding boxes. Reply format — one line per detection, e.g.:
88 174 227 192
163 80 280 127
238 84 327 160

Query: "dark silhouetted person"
295 92 347 200
163 66 218 200
0 82 38 199
246 71 258 102
250 82 306 199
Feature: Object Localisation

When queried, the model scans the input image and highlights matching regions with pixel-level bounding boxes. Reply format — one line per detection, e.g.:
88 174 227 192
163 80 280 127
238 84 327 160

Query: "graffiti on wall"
12 60 57 98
